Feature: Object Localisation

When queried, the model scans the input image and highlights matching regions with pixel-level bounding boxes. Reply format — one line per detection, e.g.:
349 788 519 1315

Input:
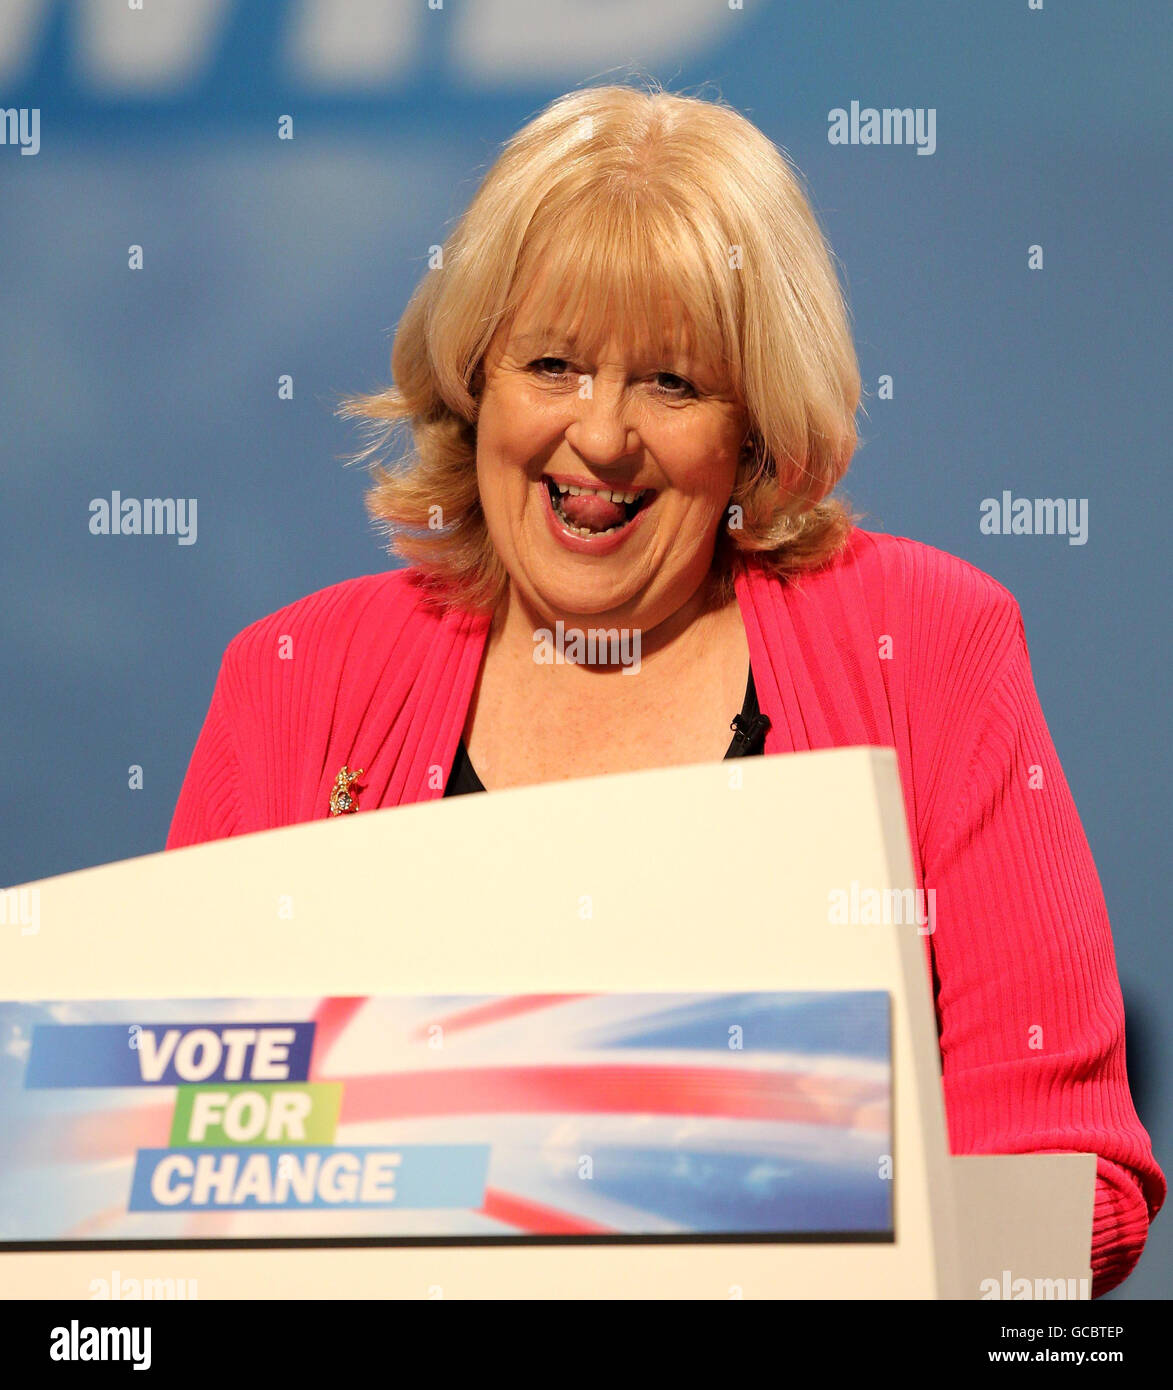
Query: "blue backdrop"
0 0 1168 1297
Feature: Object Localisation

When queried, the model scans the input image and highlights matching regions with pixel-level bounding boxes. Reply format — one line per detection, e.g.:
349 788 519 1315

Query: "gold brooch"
328 765 364 816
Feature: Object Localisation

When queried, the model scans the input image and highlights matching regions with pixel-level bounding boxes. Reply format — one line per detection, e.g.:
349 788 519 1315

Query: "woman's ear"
739 432 777 487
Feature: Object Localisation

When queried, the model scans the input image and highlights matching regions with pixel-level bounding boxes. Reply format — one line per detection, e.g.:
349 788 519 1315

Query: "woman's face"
474 292 749 628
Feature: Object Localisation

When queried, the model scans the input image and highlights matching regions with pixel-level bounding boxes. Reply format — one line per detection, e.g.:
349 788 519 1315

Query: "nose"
563 376 640 468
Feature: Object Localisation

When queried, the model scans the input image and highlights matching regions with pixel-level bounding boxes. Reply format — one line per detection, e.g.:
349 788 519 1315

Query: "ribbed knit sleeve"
166 650 246 849
920 596 1165 1296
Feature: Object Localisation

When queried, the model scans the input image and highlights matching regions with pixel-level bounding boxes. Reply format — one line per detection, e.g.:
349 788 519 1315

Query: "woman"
167 82 1163 1293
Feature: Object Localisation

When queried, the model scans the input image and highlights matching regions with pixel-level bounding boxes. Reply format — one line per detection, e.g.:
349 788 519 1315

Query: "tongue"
559 491 625 532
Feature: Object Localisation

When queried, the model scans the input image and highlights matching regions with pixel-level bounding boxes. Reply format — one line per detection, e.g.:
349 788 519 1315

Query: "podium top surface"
3 746 917 1000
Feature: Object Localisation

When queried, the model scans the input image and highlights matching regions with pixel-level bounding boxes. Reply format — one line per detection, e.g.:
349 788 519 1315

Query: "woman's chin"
514 560 646 623
529 581 641 623
512 535 651 618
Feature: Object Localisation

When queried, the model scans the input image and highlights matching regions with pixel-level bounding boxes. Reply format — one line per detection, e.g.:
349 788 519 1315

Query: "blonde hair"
339 79 862 610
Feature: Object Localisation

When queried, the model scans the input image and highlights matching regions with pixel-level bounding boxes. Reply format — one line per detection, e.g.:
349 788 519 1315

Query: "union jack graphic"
0 991 892 1244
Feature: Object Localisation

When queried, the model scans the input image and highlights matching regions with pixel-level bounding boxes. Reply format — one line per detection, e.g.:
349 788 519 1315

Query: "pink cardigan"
167 527 1165 1293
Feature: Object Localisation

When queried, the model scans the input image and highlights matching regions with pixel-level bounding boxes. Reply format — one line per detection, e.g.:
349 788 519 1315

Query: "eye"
650 372 696 399
529 357 575 379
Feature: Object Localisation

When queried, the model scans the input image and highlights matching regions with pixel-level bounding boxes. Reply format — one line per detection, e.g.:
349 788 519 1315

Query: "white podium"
0 748 1094 1298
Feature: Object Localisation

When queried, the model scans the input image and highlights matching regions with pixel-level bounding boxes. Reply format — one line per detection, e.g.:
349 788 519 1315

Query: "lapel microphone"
729 710 771 753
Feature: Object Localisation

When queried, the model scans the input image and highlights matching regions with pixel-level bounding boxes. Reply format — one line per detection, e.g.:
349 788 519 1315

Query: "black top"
444 663 770 797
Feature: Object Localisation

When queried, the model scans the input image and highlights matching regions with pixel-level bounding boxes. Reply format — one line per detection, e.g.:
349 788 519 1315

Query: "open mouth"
542 476 654 538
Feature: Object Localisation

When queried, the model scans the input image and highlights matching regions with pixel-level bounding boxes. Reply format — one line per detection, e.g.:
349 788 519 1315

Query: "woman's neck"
488 572 733 680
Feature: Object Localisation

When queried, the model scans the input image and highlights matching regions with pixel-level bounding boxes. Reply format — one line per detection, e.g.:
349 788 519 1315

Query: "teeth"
551 481 645 504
